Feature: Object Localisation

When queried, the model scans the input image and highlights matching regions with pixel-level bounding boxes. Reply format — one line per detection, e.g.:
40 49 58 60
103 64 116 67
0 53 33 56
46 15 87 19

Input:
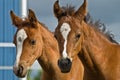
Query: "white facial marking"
60 23 71 58
15 29 27 67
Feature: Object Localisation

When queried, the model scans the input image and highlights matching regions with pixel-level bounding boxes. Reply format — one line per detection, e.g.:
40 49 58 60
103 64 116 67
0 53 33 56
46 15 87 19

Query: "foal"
10 9 84 80
54 0 120 80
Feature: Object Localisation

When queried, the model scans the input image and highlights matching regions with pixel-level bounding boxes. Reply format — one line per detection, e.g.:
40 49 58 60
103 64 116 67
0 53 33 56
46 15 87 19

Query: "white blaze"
60 23 71 58
15 29 27 67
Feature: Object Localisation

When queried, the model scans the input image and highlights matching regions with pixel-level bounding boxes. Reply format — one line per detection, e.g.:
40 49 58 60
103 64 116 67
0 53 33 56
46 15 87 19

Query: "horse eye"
76 34 81 39
30 39 36 45
75 34 81 40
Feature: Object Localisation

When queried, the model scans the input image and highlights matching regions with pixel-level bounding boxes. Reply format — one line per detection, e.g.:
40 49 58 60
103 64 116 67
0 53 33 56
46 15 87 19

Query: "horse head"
10 9 43 77
54 0 87 73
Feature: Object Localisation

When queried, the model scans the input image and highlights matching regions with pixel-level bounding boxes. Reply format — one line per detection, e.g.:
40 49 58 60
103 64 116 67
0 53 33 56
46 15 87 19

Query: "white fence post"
21 0 27 20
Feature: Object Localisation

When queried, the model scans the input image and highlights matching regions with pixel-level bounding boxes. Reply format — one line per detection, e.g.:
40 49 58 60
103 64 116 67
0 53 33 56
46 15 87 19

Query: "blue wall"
0 0 20 80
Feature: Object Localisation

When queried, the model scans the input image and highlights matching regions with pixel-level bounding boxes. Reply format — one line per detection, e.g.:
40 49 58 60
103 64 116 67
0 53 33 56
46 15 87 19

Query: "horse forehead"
17 29 27 40
60 23 71 39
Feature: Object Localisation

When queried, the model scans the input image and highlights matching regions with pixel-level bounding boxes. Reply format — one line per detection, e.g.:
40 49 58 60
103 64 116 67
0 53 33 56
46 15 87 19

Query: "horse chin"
17 70 27 78
60 69 71 73
16 73 27 78
58 58 72 73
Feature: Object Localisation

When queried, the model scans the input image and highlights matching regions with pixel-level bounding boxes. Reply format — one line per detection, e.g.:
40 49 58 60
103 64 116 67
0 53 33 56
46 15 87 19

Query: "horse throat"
37 26 60 74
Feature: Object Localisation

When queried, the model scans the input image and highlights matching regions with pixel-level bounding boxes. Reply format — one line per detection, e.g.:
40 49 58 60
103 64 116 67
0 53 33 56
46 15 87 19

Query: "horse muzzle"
58 57 72 73
13 64 27 78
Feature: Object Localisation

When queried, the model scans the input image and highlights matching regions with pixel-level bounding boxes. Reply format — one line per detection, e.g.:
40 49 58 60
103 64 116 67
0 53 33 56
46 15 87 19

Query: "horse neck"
37 24 60 74
81 22 115 72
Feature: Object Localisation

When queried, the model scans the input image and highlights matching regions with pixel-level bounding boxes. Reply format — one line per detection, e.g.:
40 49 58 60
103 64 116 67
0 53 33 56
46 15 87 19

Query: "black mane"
84 13 118 44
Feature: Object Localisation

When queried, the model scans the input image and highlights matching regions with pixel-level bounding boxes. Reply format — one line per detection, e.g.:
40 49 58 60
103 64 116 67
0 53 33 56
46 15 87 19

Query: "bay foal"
54 0 120 80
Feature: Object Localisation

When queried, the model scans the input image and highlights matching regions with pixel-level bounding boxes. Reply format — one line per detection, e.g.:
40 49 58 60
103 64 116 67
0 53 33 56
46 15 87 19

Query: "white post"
19 0 27 80
21 0 27 20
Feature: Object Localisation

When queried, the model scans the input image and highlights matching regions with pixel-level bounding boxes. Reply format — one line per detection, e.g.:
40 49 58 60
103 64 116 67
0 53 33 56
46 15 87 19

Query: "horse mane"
38 22 49 30
14 20 33 27
15 19 52 32
61 5 76 16
84 13 118 44
59 5 118 44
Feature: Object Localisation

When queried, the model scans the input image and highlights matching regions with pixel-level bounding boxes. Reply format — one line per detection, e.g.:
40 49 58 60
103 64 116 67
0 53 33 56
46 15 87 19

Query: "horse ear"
10 10 23 27
75 0 87 20
28 9 37 23
53 0 63 19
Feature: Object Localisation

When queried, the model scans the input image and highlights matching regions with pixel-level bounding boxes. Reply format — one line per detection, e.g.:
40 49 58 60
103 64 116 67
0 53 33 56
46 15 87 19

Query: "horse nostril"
62 58 71 64
17 65 24 75
58 58 72 66
66 58 71 64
